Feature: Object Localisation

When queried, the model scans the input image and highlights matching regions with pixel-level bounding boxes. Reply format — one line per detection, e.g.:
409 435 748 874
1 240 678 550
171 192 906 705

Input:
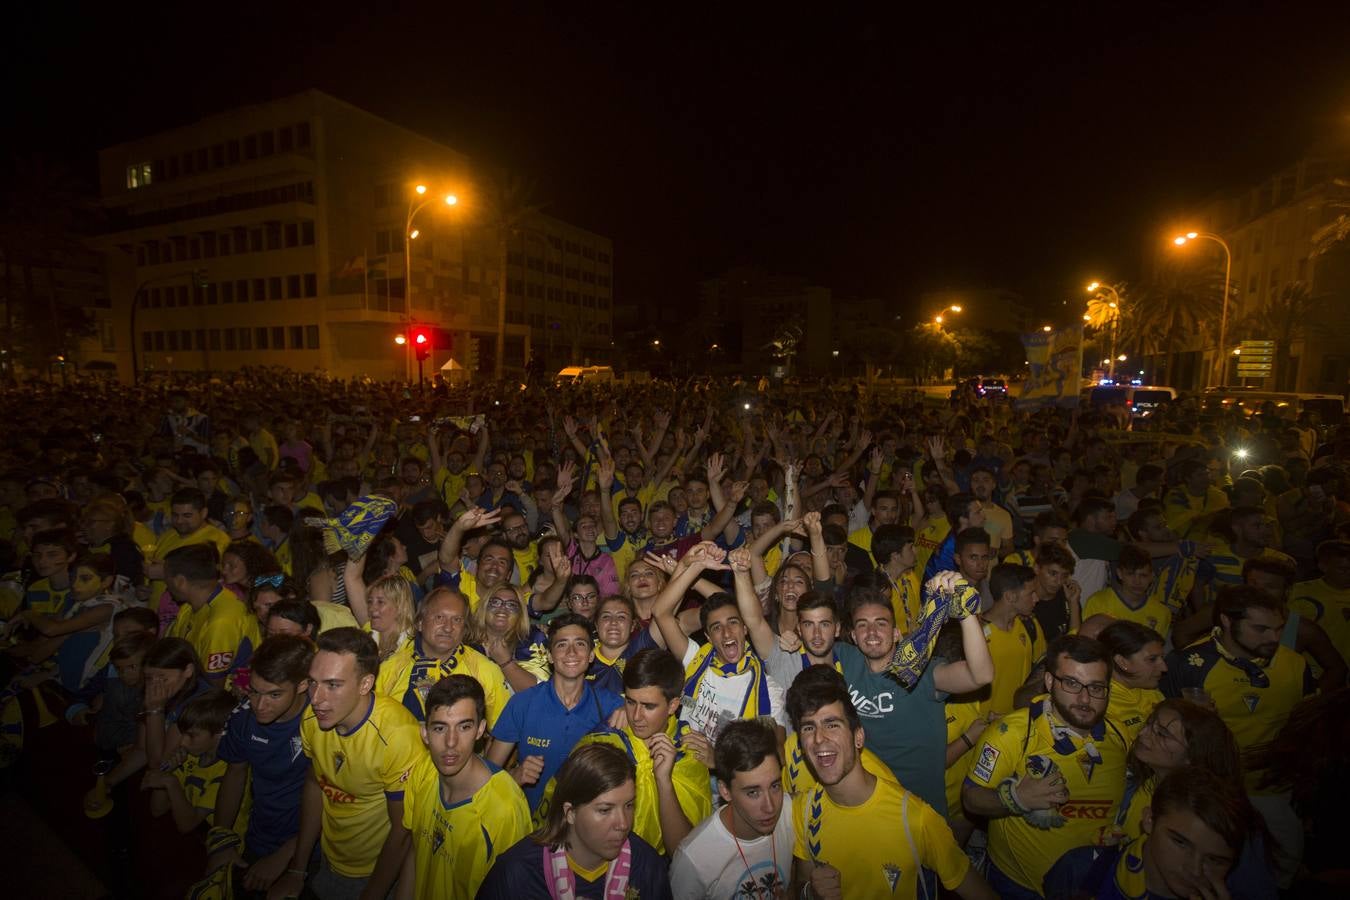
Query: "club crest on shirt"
334 751 346 773
431 828 445 855
1077 750 1096 782
883 862 901 892
289 735 303 762
1243 693 1260 713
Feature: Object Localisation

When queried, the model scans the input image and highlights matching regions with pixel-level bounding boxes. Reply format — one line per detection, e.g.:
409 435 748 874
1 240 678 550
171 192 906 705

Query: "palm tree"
1121 263 1227 389
1237 281 1316 390
478 168 541 379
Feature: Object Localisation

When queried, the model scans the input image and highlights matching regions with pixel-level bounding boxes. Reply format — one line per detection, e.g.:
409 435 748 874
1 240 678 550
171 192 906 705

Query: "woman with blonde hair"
469 583 550 692
347 572 414 661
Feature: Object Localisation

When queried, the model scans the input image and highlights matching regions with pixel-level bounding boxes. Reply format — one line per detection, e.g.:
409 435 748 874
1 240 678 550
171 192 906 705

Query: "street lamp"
1042 325 1053 332
394 334 407 345
403 187 459 381
1172 231 1232 389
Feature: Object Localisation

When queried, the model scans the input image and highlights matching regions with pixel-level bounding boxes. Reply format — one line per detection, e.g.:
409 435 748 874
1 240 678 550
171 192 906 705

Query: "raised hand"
643 551 679 575
927 435 945 461
803 510 823 533
727 546 753 573
869 446 884 475
563 415 579 437
728 480 749 503
706 452 726 484
457 506 503 532
596 455 616 491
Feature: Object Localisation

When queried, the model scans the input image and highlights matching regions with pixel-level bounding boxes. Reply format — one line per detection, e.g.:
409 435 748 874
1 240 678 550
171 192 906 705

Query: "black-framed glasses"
1051 674 1109 699
569 593 599 604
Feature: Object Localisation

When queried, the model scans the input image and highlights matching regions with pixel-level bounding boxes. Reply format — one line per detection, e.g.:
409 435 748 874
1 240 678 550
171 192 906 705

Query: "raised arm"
651 545 724 661
437 506 503 574
803 511 832 583
927 436 961 495
729 547 777 659
550 462 577 545
344 558 370 626
593 457 622 544
930 573 995 694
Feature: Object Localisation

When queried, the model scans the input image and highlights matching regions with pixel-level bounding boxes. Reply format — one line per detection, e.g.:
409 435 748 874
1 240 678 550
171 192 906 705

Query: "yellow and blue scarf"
884 574 982 688
682 641 772 719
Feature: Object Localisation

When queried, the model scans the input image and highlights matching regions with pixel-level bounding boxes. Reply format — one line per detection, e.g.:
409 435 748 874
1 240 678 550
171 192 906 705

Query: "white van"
555 365 615 386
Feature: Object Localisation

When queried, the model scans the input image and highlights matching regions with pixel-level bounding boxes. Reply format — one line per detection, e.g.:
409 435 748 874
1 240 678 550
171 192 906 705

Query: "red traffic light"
410 326 432 360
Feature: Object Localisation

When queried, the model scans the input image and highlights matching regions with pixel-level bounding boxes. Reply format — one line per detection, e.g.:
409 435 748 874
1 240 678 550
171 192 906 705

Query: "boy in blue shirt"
208 634 314 896
486 613 623 811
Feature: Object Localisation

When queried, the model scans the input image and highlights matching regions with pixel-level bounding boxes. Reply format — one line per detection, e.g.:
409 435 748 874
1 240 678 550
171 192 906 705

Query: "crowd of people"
2 369 1350 900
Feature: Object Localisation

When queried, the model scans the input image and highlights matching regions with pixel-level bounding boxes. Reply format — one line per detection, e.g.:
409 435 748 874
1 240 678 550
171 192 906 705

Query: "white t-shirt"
670 802 794 900
679 642 788 740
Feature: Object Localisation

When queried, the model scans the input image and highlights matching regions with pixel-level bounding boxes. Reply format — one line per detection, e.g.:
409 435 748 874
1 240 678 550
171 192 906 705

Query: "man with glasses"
963 634 1129 899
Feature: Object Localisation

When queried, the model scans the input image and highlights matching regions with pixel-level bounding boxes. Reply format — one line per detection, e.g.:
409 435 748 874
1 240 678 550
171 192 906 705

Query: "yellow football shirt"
944 700 982 820
1291 578 1350 670
167 587 260 677
149 523 232 603
1082 586 1172 640
1165 639 1308 776
1105 682 1162 744
793 774 970 899
887 569 922 636
376 640 509 728
979 616 1045 715
533 723 712 855
847 524 875 559
914 518 951 577
300 694 423 877
965 703 1129 893
402 756 531 899
175 752 250 839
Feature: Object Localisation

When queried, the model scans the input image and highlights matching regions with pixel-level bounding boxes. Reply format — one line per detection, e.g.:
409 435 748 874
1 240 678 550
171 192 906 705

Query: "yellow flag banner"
1016 325 1083 410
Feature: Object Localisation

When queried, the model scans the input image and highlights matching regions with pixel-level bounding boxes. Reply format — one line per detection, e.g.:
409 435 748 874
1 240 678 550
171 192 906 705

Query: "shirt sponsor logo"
317 773 356 804
207 651 235 672
1059 800 1113 819
847 689 894 717
526 736 552 748
250 734 270 744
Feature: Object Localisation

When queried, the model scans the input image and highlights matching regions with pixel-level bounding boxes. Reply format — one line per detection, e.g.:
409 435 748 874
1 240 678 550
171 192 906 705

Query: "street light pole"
405 186 457 383
1172 232 1232 389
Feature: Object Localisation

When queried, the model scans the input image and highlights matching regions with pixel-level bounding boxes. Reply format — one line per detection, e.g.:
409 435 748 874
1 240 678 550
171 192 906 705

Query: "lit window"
126 163 153 189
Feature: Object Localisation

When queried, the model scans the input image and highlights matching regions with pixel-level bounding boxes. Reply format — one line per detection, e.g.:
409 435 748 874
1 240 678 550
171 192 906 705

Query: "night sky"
8 2 1350 317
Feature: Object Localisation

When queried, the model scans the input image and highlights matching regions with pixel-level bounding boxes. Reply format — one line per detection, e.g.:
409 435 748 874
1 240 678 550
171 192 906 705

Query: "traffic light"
411 325 431 361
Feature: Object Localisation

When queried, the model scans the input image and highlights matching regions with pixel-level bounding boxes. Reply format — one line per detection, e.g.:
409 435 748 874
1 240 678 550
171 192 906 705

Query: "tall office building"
95 90 612 381
1153 133 1350 393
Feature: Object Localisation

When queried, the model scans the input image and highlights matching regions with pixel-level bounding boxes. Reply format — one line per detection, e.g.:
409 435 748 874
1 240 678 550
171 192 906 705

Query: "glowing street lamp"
394 334 407 345
402 184 460 381
1042 325 1053 332
1171 231 1232 389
